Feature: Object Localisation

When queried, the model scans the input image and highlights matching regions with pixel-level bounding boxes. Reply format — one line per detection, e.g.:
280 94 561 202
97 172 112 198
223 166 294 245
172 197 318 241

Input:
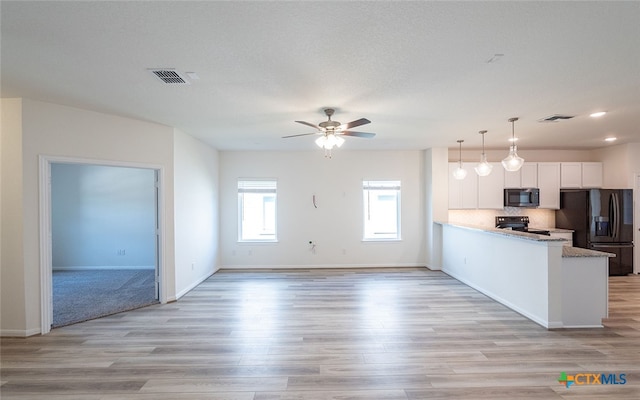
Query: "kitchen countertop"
438 222 612 258
562 246 615 258
437 222 566 242
532 227 574 233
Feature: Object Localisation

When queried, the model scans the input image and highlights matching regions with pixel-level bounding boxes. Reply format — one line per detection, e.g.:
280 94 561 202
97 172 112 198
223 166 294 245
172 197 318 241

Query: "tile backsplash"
448 208 556 228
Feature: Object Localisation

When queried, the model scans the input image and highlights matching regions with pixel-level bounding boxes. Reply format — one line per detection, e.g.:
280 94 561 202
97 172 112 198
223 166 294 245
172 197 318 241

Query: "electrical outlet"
191 263 195 270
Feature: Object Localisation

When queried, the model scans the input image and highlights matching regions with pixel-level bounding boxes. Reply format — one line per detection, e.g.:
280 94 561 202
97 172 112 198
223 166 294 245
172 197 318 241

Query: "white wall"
592 143 633 188
51 164 156 270
1 99 177 336
424 148 449 270
173 129 220 298
1 99 27 334
219 150 425 268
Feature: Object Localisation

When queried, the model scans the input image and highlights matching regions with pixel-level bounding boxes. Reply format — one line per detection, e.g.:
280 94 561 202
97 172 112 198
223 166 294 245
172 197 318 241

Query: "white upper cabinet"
560 162 603 188
448 163 478 209
537 162 561 209
560 162 582 188
520 163 538 187
581 162 603 188
478 163 505 209
504 162 537 188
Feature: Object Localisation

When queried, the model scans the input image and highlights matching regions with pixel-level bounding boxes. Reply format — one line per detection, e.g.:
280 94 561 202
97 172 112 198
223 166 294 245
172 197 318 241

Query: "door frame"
38 155 166 334
635 173 640 274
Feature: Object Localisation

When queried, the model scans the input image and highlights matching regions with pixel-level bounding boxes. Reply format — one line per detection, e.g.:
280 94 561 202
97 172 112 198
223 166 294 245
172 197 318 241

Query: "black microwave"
504 188 540 207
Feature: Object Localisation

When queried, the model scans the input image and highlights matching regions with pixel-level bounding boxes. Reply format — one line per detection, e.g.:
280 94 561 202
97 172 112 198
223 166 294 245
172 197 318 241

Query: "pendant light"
474 130 493 176
452 140 467 180
502 117 525 172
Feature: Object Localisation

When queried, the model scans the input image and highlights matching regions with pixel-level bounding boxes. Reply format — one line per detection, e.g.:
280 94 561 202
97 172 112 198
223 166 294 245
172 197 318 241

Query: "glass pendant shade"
502 144 525 171
453 163 468 180
502 117 525 171
475 130 492 176
452 139 467 180
475 153 493 176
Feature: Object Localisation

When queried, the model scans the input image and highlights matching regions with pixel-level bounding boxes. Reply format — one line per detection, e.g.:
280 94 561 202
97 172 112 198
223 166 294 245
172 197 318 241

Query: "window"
363 180 401 240
238 180 277 242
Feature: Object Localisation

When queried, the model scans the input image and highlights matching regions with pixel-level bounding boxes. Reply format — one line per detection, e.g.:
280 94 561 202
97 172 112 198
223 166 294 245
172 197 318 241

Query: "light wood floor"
2 268 639 399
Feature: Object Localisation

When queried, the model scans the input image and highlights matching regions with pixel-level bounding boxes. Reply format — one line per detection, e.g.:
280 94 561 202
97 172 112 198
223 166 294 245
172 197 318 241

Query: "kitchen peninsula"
438 222 613 329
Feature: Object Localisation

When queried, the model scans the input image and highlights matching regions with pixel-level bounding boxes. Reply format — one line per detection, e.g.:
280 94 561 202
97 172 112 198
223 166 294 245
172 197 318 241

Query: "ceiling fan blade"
339 118 371 130
282 132 319 138
341 131 376 138
295 120 321 130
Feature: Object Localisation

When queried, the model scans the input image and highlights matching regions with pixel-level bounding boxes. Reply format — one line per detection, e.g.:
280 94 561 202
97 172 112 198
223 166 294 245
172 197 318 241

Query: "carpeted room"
51 163 159 327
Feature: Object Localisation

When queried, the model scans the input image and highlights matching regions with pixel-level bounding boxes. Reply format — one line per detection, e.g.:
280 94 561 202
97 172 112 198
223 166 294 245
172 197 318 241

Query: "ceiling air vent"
538 114 575 122
148 69 190 85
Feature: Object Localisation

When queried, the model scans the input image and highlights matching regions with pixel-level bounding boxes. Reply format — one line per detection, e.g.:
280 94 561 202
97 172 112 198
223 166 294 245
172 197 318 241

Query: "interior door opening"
40 157 163 333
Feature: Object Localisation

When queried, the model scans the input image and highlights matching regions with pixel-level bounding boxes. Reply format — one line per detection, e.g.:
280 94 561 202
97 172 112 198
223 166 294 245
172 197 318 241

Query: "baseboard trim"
1 327 42 338
219 263 426 270
175 268 218 300
53 266 155 271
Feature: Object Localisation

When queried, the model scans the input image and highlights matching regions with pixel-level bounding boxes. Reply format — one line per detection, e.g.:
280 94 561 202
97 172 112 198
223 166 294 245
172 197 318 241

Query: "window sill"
362 238 402 243
237 240 278 244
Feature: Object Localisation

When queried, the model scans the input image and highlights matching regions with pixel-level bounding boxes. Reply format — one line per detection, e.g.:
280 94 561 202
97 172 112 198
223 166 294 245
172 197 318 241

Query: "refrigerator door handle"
591 243 634 248
608 193 614 238
613 192 620 240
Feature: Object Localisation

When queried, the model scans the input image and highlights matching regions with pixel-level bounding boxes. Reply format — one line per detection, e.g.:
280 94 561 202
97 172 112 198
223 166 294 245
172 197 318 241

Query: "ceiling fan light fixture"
453 139 467 180
475 130 492 177
315 133 344 150
502 117 525 172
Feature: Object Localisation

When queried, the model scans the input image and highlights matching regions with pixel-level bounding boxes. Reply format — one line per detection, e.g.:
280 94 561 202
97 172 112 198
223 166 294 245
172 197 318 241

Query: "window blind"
238 180 277 193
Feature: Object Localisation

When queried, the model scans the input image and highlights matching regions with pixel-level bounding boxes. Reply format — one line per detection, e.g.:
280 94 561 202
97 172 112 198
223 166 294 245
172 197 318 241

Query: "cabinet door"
561 162 582 188
461 163 478 209
448 163 463 209
448 163 478 209
538 162 560 209
581 162 603 188
503 162 537 188
478 163 504 209
520 163 538 187
504 169 521 188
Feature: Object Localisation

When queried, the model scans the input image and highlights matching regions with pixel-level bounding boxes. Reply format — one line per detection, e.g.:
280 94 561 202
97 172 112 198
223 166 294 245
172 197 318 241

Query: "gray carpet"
53 269 158 328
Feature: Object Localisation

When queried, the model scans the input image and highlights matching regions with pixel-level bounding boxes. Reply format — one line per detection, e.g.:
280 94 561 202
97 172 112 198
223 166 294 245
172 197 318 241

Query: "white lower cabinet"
550 231 573 246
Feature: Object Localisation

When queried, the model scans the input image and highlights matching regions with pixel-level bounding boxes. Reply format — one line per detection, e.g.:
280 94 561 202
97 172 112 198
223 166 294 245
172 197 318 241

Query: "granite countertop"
438 221 614 258
437 222 566 242
562 246 616 258
533 227 574 233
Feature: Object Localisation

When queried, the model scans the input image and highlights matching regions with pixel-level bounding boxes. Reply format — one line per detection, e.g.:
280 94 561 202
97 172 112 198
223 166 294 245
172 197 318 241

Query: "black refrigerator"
556 189 634 276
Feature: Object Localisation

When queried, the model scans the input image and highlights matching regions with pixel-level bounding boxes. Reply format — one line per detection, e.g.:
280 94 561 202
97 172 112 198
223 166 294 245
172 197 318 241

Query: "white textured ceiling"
2 1 639 151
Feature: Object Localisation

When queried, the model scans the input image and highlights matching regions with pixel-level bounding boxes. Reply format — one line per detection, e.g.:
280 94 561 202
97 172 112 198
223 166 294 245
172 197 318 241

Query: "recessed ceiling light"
590 111 607 118
604 137 617 142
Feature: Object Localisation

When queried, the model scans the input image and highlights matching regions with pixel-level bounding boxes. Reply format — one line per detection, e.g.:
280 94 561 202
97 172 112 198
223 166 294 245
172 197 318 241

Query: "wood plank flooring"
2 268 640 399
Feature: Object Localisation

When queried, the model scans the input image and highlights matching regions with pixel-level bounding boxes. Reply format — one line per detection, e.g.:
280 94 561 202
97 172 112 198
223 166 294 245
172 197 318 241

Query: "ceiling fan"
283 108 375 157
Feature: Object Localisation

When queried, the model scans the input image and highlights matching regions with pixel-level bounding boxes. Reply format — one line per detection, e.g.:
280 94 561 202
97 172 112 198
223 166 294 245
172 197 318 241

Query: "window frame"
237 179 278 243
362 180 402 241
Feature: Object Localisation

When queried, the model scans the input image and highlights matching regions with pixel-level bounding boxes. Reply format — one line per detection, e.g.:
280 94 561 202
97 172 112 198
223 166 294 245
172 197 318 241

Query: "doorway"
636 173 640 274
39 157 164 333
